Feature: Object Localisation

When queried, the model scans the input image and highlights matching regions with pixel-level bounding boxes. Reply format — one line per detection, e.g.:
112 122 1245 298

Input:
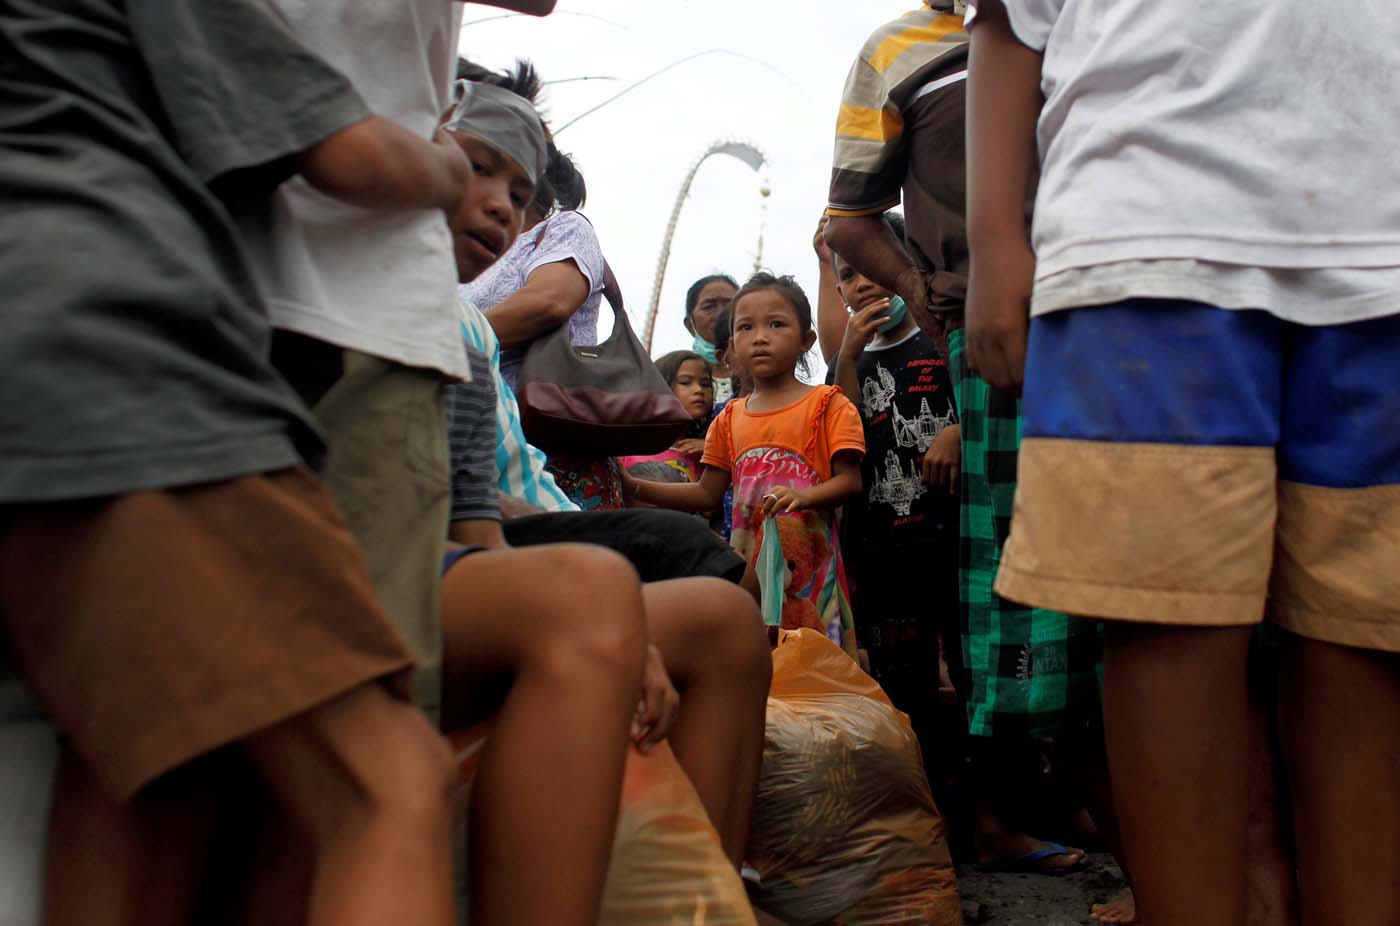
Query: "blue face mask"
691 333 719 364
878 295 908 333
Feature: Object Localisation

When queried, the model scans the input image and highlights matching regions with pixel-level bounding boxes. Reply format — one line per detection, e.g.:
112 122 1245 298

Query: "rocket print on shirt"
861 363 896 416
868 448 928 516
854 330 959 539
892 397 957 452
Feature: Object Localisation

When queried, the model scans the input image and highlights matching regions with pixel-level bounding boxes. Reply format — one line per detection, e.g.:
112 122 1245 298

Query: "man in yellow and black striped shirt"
825 2 969 329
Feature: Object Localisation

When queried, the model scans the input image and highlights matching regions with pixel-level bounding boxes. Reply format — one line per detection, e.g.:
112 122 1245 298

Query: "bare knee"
525 544 647 687
251 687 455 844
702 578 769 661
714 580 772 690
352 697 456 820
658 578 771 687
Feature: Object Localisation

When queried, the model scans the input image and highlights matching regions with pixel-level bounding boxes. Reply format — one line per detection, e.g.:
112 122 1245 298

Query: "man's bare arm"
965 0 1044 391
298 118 468 215
824 213 935 334
812 216 848 363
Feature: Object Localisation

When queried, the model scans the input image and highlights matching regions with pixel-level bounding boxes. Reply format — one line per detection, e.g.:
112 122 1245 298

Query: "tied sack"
450 726 756 926
746 629 962 926
515 243 691 456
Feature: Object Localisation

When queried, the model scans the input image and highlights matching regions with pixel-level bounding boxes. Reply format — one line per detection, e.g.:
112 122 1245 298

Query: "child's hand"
761 486 811 515
619 465 640 503
839 298 892 358
813 214 832 264
966 237 1034 392
632 644 679 753
921 423 961 493
672 437 707 456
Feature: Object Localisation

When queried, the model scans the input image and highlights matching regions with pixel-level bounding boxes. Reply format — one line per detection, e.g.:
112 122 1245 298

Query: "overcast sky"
460 0 918 380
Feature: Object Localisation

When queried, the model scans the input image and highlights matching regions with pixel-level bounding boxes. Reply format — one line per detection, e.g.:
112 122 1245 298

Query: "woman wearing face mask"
682 274 739 403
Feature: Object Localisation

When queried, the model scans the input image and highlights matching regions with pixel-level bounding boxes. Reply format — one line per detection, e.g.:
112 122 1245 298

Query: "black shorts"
502 509 746 585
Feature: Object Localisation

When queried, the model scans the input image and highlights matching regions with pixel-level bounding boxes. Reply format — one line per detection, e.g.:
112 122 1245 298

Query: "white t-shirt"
259 1 468 377
967 0 1400 323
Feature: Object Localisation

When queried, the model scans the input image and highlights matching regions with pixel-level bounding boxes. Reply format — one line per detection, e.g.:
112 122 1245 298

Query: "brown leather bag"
516 278 692 457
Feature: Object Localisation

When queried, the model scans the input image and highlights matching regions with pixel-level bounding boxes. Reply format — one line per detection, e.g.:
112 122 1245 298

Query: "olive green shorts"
312 350 451 721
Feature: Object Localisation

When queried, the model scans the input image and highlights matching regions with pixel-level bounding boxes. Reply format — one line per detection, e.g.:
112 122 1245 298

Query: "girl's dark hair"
532 141 586 217
653 350 708 388
653 350 713 433
684 274 739 321
712 305 733 354
732 272 813 333
731 272 814 377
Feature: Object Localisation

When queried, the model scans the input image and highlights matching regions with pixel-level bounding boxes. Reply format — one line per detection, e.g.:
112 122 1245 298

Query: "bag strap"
532 212 632 342
602 259 624 318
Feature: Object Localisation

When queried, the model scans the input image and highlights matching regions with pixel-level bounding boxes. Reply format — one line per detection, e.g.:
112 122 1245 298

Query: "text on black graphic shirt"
851 328 958 545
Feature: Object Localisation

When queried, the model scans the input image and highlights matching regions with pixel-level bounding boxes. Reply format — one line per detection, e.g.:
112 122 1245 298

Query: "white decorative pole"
754 180 772 277
643 139 769 353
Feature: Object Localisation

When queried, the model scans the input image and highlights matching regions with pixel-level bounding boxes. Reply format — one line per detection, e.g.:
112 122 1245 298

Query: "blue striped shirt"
457 295 577 513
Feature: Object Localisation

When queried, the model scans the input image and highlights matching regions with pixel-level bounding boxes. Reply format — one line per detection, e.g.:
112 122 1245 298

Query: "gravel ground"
955 853 1128 925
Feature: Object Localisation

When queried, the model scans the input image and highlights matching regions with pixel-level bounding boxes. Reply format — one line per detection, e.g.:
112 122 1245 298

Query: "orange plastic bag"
745 630 962 926
451 727 756 926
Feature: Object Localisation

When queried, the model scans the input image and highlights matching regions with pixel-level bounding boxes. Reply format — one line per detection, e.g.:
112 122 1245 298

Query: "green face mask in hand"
757 515 789 627
878 295 908 333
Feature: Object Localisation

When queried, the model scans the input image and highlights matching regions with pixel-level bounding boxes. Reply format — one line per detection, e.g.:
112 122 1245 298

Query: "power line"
460 10 626 30
555 49 806 135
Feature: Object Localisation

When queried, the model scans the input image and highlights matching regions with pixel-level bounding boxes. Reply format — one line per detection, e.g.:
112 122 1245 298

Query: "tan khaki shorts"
998 302 1400 653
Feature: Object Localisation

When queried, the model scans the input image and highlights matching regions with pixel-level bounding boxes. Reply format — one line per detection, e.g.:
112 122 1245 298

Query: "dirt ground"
955 854 1128 925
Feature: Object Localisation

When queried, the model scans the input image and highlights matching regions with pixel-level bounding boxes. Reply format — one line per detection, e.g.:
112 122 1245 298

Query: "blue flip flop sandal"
975 841 1087 875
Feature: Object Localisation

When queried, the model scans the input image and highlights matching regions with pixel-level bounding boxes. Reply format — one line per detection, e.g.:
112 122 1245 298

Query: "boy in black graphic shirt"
830 213 961 746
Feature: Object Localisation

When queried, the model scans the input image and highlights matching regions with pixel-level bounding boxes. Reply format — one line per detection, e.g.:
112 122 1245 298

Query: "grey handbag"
515 281 692 457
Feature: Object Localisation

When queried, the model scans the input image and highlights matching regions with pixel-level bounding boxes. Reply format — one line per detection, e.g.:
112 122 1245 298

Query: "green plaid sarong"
946 328 1101 739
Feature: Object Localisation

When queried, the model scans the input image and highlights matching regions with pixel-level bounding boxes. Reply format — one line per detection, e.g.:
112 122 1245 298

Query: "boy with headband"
435 79 766 925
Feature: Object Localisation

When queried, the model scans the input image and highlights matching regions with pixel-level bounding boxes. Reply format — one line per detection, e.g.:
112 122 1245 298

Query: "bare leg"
1067 721 1137 924
1244 645 1298 926
1072 719 1128 869
1102 622 1253 926
739 559 761 604
1279 636 1400 926
440 544 648 926
642 577 771 863
42 677 450 926
243 684 457 926
42 749 214 926
1092 889 1138 925
968 736 1086 872
971 801 1086 872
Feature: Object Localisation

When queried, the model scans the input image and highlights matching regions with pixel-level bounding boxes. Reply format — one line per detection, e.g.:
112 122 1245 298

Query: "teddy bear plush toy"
772 515 828 634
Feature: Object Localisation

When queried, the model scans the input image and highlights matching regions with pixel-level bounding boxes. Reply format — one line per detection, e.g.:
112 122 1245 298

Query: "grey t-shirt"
0 0 369 502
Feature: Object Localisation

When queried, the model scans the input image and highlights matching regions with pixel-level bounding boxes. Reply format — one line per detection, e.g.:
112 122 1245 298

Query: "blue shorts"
441 545 488 576
999 299 1400 651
